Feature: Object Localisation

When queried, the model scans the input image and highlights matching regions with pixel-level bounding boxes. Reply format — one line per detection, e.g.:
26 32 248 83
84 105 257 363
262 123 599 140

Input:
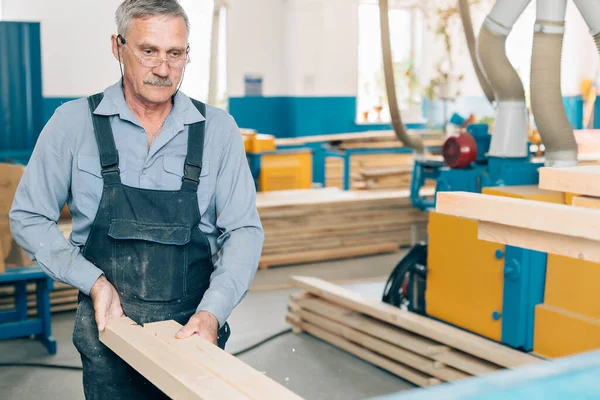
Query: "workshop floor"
0 253 418 400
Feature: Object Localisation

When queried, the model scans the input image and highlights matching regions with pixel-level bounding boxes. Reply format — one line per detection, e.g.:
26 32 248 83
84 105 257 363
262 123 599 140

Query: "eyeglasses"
117 35 190 69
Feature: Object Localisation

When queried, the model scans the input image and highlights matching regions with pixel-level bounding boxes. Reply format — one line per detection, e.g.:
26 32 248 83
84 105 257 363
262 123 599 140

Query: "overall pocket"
108 219 191 301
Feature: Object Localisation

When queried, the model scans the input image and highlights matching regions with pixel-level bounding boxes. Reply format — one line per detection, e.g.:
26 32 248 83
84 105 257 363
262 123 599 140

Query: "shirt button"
141 169 147 175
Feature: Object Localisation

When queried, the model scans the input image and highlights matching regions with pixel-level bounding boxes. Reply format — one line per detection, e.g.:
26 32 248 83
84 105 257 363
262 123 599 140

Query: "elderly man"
9 0 264 398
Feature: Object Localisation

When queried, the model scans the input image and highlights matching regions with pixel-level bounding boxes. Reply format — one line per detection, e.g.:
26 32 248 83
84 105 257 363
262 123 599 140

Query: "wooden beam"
291 276 541 368
100 317 302 400
572 195 600 209
144 320 304 400
289 316 441 387
295 308 469 381
292 294 500 376
478 221 600 263
435 191 600 242
539 165 600 197
100 317 249 399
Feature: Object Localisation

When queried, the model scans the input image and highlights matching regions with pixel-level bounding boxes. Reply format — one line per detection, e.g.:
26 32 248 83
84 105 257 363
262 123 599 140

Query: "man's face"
113 16 188 104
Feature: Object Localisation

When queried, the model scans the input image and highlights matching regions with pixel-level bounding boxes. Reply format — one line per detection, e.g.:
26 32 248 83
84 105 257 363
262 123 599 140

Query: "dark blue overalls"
72 93 230 399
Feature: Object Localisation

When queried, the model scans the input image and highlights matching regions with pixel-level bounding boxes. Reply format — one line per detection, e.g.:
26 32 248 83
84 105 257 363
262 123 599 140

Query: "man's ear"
111 34 121 62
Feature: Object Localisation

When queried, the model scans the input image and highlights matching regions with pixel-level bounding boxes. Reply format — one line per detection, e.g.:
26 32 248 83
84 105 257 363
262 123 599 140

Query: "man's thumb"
176 324 195 339
96 311 107 332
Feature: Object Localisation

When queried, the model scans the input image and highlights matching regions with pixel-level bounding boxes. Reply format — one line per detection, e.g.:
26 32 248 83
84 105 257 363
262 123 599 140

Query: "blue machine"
390 123 548 351
371 348 600 400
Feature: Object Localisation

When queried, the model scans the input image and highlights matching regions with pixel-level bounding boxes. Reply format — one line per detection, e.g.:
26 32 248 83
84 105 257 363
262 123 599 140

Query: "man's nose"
152 61 170 78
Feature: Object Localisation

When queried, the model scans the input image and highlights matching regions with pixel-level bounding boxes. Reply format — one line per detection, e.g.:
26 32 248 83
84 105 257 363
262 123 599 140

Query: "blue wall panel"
0 22 44 154
228 96 425 138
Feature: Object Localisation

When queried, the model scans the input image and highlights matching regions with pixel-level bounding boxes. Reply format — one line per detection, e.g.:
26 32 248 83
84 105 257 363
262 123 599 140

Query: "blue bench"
0 265 56 354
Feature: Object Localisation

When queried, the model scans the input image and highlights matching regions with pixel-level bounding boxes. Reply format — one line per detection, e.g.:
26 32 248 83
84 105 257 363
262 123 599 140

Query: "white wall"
227 0 599 100
2 0 217 100
227 0 358 98
226 0 286 97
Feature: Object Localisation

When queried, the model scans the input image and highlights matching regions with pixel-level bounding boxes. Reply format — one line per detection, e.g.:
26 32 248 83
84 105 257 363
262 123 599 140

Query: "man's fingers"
95 309 107 332
175 323 197 339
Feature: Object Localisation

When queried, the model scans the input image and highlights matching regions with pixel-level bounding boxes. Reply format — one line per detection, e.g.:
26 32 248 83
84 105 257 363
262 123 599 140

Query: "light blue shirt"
9 81 264 327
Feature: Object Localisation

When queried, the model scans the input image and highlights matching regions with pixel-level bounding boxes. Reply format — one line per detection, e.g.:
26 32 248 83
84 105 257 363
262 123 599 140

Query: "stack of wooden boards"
101 317 304 400
0 280 78 316
434 165 600 359
257 188 430 268
286 276 542 387
276 130 444 191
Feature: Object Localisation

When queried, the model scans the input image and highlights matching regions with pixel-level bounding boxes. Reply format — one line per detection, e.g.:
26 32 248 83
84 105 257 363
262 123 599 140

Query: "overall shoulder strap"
87 93 121 185
181 98 207 192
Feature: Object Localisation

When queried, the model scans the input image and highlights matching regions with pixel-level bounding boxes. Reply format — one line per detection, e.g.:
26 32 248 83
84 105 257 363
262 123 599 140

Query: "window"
357 0 424 124
179 0 228 110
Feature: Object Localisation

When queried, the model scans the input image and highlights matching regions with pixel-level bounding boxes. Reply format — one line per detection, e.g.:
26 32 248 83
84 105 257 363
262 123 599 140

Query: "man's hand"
176 311 219 345
89 275 124 332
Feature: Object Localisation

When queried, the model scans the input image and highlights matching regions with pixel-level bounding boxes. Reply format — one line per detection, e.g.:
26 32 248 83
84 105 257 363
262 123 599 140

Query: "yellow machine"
418 183 600 358
242 131 312 192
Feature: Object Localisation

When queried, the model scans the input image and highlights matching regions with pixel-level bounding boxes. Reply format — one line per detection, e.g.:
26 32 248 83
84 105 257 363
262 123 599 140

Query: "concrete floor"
0 253 419 399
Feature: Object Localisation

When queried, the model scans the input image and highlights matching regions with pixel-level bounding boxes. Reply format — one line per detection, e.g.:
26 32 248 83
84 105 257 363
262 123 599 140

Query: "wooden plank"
435 191 600 242
295 308 469 381
258 243 399 269
100 317 250 400
288 316 441 387
144 320 304 400
291 294 500 376
539 165 600 197
478 221 600 263
292 294 449 356
572 195 600 209
433 350 502 376
291 276 542 368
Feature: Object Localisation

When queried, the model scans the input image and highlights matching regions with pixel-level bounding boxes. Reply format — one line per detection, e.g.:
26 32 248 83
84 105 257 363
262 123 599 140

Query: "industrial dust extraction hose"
476 0 530 158
379 0 425 155
530 0 577 166
458 0 494 105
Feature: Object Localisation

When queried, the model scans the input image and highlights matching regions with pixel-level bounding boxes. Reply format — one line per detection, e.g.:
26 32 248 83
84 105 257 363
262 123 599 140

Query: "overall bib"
72 93 230 399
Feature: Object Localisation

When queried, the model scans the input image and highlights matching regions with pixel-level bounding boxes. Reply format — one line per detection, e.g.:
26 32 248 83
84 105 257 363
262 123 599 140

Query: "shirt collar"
92 80 206 128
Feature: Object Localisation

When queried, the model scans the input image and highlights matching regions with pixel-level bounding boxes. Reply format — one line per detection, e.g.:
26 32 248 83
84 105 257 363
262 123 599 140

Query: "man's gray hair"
115 0 190 37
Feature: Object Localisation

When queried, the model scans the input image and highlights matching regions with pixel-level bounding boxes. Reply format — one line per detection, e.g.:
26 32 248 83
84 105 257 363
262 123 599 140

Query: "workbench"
0 265 56 354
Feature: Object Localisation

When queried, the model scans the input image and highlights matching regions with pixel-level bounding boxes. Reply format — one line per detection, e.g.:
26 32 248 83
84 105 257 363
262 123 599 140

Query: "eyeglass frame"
116 34 190 69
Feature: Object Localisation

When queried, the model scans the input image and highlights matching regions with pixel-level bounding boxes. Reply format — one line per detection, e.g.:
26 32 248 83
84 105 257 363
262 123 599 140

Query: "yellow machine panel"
258 151 312 192
533 304 600 358
544 254 600 320
426 211 504 341
426 185 565 342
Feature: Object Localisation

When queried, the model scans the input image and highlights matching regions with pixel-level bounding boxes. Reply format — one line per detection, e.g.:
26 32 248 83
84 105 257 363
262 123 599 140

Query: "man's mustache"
144 77 173 87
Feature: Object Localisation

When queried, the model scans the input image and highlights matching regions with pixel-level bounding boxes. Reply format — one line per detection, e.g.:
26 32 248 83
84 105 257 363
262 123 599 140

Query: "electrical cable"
382 242 427 307
0 327 293 371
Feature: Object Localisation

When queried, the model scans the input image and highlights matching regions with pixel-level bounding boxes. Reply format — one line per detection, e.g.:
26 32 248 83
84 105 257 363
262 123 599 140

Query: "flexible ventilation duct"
530 0 577 166
379 0 425 154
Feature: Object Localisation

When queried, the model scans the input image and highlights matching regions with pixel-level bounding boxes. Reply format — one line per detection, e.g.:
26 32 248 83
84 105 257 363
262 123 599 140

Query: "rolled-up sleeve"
196 114 264 327
9 107 104 295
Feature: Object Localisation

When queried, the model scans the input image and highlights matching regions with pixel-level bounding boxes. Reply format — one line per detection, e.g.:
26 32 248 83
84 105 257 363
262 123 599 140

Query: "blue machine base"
371 349 600 400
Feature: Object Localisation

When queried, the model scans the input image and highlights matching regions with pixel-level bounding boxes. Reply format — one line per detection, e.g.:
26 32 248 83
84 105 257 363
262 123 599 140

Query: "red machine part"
442 132 477 169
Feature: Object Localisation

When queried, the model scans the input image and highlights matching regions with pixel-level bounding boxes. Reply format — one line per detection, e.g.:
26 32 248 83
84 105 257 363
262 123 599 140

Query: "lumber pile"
256 188 430 268
286 276 542 387
0 281 78 315
325 154 438 191
101 316 303 400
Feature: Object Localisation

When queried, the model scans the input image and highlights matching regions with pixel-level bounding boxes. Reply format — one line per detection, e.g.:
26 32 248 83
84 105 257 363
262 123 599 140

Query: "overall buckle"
101 164 120 175
182 163 202 183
